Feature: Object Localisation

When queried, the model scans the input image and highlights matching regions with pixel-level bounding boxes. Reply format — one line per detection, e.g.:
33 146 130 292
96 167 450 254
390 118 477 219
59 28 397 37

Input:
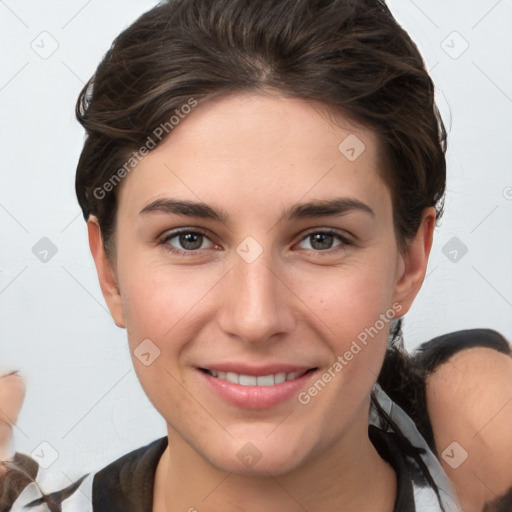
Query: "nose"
216 243 296 346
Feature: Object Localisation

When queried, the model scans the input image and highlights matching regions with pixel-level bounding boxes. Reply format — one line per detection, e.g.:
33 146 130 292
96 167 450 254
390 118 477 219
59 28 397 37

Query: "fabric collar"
91 425 454 511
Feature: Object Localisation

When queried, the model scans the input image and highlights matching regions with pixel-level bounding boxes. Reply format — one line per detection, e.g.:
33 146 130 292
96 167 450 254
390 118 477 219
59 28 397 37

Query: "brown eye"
177 232 204 250
296 230 351 252
160 229 215 254
309 233 335 251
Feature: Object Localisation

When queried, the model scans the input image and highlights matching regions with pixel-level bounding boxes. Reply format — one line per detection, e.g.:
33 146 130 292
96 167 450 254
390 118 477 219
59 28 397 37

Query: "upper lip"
197 363 318 376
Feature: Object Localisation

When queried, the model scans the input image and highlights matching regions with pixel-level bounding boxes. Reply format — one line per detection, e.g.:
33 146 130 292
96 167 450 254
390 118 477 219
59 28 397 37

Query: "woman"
1 0 510 510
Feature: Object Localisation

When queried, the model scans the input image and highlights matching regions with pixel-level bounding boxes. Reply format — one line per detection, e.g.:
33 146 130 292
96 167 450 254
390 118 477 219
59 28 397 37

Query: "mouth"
199 368 317 386
196 366 320 409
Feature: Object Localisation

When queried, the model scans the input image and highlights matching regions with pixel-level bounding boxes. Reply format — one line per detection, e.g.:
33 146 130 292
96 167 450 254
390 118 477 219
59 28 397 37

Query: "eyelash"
158 228 353 256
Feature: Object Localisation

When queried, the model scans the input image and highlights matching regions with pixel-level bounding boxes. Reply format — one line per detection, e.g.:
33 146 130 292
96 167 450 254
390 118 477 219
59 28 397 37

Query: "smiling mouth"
199 368 317 386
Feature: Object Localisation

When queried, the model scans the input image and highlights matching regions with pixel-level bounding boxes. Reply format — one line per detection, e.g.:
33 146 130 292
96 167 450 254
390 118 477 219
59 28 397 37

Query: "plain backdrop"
1 0 511 491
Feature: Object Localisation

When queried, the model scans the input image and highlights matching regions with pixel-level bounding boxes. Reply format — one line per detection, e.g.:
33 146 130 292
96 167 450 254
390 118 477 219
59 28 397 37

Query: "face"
90 91 433 476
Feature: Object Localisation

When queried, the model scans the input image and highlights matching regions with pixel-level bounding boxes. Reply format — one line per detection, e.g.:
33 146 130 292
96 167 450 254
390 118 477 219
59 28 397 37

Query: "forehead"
157 91 379 163
117 91 391 219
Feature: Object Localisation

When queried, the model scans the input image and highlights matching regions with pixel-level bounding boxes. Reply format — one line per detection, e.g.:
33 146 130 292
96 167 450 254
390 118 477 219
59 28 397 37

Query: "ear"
392 207 436 315
87 216 126 328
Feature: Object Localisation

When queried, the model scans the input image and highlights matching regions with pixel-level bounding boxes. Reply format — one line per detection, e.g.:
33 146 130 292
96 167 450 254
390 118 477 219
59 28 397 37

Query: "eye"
159 229 217 255
296 230 351 252
158 228 351 256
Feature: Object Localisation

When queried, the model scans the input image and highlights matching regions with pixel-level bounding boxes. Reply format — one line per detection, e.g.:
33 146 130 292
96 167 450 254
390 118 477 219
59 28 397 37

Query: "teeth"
226 372 238 384
239 375 257 386
256 375 274 386
274 372 286 384
206 369 306 386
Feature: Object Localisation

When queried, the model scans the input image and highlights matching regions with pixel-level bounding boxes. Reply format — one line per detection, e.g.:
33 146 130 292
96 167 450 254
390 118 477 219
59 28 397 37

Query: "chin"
206 431 316 477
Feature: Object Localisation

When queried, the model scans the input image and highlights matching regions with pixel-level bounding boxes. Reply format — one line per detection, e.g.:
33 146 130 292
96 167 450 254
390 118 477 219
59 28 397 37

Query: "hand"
0 372 26 476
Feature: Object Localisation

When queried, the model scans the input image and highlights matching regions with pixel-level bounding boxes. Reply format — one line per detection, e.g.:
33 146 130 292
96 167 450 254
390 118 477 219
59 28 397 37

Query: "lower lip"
197 369 317 409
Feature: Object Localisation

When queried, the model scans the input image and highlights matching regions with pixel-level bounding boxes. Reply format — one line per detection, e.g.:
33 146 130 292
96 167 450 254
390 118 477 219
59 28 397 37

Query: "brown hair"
75 0 446 256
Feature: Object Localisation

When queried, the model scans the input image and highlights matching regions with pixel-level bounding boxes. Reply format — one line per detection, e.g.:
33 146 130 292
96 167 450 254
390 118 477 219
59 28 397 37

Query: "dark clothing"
91 427 416 512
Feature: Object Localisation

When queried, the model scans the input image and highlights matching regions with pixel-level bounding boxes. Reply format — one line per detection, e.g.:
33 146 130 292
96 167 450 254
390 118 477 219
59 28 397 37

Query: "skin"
88 91 435 512
427 347 512 512
0 373 25 474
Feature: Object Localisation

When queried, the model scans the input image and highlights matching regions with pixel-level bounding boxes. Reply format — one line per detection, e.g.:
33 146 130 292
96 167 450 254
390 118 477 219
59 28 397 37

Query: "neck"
153 407 396 512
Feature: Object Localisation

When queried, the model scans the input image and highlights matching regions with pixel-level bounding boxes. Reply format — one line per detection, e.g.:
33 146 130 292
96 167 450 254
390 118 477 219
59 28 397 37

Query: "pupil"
180 233 202 250
311 233 333 250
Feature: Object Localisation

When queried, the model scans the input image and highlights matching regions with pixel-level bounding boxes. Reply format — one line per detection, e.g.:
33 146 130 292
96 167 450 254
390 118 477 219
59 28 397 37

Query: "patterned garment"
370 383 462 512
5 384 462 512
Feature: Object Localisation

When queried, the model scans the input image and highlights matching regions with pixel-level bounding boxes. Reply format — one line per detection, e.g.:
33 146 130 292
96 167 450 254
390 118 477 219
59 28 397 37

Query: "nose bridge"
217 239 294 344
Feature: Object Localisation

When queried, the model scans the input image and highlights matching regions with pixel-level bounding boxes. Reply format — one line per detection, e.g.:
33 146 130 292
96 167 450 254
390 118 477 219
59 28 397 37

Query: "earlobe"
392 207 436 314
87 216 126 328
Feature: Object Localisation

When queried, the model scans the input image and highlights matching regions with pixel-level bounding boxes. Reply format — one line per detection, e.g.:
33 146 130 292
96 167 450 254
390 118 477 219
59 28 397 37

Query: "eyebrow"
139 197 375 223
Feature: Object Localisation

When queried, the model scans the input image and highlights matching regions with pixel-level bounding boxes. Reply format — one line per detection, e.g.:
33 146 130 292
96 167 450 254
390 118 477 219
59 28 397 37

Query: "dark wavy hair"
73 0 447 496
75 0 446 255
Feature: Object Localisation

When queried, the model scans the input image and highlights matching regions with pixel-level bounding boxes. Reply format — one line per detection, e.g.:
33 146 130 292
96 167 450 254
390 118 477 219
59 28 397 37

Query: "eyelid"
159 227 210 241
297 227 353 243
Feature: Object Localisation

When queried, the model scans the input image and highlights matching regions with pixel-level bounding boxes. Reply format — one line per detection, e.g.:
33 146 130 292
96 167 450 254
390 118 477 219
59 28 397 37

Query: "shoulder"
416 329 512 437
92 436 168 512
413 328 511 374
415 329 512 512
9 437 168 512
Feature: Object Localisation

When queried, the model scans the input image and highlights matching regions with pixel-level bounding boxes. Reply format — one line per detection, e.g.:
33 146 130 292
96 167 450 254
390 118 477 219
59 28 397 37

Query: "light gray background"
1 0 511 488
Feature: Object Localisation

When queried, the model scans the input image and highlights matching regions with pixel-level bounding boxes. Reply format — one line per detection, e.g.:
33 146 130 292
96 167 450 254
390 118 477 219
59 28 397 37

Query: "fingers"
0 372 26 463
0 372 26 427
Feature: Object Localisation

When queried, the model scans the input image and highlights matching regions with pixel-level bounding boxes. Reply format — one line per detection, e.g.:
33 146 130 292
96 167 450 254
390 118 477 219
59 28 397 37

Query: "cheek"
291 264 398 428
117 264 206 417
298 257 398 340
292 253 400 387
119 255 218 345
